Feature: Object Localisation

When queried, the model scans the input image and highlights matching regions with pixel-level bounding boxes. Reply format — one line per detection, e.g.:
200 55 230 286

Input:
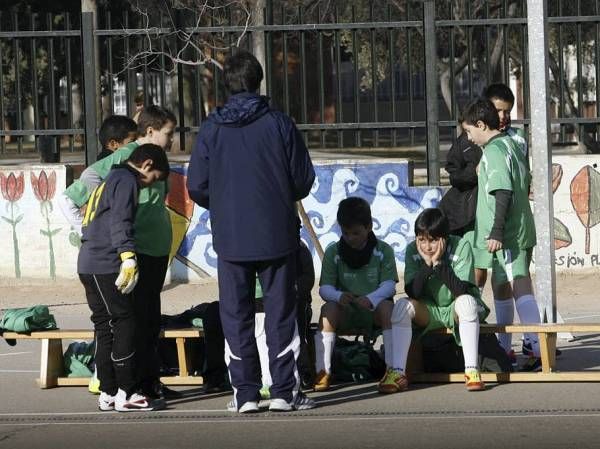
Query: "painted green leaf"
69 232 82 248
1 216 14 225
554 217 572 250
50 228 62 237
14 214 23 224
40 229 49 237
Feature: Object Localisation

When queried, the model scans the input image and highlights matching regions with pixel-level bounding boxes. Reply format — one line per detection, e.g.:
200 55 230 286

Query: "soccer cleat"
227 400 259 414
269 392 316 412
377 368 409 394
520 356 542 372
522 341 562 358
98 392 115 411
114 389 154 412
464 369 486 391
313 370 331 392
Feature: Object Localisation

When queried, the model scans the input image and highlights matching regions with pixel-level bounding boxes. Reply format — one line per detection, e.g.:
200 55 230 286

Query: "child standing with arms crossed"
461 98 542 371
78 144 170 411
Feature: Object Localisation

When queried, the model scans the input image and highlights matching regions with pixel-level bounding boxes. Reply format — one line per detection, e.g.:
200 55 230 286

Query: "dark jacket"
187 92 315 261
78 165 138 274
439 132 482 234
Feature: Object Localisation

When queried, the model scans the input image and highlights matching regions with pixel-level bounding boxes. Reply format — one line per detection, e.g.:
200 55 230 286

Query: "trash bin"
38 135 60 163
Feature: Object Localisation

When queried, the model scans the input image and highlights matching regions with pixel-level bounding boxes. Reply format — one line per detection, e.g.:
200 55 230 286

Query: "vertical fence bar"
82 11 98 165
388 5 396 147
596 0 600 138
265 0 273 99
299 6 308 142
30 12 40 150
65 13 74 152
526 0 556 323
282 6 290 115
335 6 343 148
352 6 360 146
576 0 584 141
370 3 378 147
175 10 185 152
0 12 5 153
13 10 23 153
47 13 58 157
558 0 565 141
407 2 414 146
423 0 440 185
124 11 133 116
317 6 325 148
159 12 166 108
106 11 114 115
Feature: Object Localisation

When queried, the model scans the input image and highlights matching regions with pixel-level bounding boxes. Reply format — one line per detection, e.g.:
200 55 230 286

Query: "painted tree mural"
0 172 25 277
570 165 600 254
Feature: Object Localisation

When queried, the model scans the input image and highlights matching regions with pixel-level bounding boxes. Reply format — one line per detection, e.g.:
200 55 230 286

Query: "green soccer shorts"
473 246 533 284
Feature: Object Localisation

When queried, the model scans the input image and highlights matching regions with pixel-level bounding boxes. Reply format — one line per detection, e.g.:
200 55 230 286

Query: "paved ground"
1 271 599 449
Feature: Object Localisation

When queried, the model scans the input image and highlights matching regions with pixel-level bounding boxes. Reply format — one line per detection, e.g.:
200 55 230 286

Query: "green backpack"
332 338 386 383
1 306 58 333
64 341 95 377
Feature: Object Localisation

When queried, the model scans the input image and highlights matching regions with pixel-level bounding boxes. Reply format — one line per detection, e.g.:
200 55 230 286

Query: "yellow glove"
115 251 139 294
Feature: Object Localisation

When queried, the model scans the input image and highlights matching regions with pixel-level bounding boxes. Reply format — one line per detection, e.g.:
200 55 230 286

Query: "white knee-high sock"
494 298 514 353
391 325 412 374
515 294 541 357
314 331 336 373
459 319 480 370
382 329 393 368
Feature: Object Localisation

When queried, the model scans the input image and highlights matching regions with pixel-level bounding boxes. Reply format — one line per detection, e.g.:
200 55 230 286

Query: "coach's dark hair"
137 105 177 136
414 208 449 239
98 115 137 149
460 98 500 130
484 83 515 105
223 50 264 94
127 143 170 180
337 197 372 228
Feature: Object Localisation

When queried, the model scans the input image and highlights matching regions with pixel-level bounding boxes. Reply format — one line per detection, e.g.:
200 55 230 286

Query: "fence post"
526 0 557 323
81 11 98 166
423 0 440 186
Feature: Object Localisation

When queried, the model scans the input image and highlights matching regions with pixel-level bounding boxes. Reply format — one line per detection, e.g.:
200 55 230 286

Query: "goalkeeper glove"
115 251 138 294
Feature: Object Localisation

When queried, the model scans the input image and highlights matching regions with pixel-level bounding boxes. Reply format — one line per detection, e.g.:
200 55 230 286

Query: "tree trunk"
251 0 267 94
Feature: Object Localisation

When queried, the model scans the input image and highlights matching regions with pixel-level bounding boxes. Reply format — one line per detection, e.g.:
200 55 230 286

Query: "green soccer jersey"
506 126 528 160
404 235 485 308
319 239 398 296
474 133 536 251
65 141 172 257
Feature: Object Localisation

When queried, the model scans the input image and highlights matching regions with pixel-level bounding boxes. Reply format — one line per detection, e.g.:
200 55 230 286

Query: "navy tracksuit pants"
218 253 299 406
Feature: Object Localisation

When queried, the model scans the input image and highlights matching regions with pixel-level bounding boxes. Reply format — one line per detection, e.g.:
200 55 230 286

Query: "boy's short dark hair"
137 105 177 136
128 143 170 180
98 115 137 148
223 50 264 94
461 98 500 130
337 197 372 228
414 208 449 239
484 83 515 105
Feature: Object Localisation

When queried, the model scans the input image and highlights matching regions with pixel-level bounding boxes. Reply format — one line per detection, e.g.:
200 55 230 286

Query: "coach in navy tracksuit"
187 51 316 413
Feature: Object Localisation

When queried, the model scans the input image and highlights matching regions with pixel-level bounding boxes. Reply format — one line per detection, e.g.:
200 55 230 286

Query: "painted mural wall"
0 156 598 281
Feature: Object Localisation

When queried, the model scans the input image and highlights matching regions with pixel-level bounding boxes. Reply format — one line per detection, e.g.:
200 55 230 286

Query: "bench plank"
2 328 204 340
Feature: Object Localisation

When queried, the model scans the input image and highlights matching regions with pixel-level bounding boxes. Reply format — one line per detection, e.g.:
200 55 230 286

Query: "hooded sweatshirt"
187 92 315 261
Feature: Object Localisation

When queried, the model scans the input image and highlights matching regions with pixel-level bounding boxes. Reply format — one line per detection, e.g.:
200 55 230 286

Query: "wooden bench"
408 323 600 382
2 328 205 389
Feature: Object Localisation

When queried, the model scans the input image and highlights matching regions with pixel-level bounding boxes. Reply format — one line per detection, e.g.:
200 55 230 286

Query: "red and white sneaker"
115 389 154 412
98 392 115 411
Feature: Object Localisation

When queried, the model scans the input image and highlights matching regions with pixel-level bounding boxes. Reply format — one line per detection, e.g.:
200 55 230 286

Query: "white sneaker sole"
227 401 259 414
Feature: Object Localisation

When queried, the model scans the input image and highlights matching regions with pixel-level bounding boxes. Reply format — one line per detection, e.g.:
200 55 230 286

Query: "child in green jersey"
60 106 182 395
314 197 401 394
394 208 489 391
461 98 542 372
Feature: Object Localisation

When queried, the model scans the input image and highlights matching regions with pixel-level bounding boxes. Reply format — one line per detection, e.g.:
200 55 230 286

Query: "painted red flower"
0 172 25 202
31 170 56 202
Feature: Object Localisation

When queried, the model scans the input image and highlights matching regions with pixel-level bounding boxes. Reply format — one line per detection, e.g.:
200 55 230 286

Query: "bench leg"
176 337 191 377
538 333 557 373
37 338 64 389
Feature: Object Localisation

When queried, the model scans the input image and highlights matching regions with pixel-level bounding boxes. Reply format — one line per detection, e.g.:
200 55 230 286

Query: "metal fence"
0 0 599 183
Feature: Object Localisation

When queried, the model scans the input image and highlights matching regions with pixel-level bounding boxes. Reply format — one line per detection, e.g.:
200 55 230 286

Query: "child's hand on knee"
354 296 373 311
339 292 355 305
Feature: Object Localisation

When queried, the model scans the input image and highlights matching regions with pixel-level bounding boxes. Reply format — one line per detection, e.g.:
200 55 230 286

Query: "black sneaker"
143 381 183 400
520 356 542 372
522 341 562 358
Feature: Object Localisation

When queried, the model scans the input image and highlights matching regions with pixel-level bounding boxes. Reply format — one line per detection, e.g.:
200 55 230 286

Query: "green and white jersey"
506 126 528 160
404 235 481 307
475 133 536 251
319 239 398 296
65 141 172 257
